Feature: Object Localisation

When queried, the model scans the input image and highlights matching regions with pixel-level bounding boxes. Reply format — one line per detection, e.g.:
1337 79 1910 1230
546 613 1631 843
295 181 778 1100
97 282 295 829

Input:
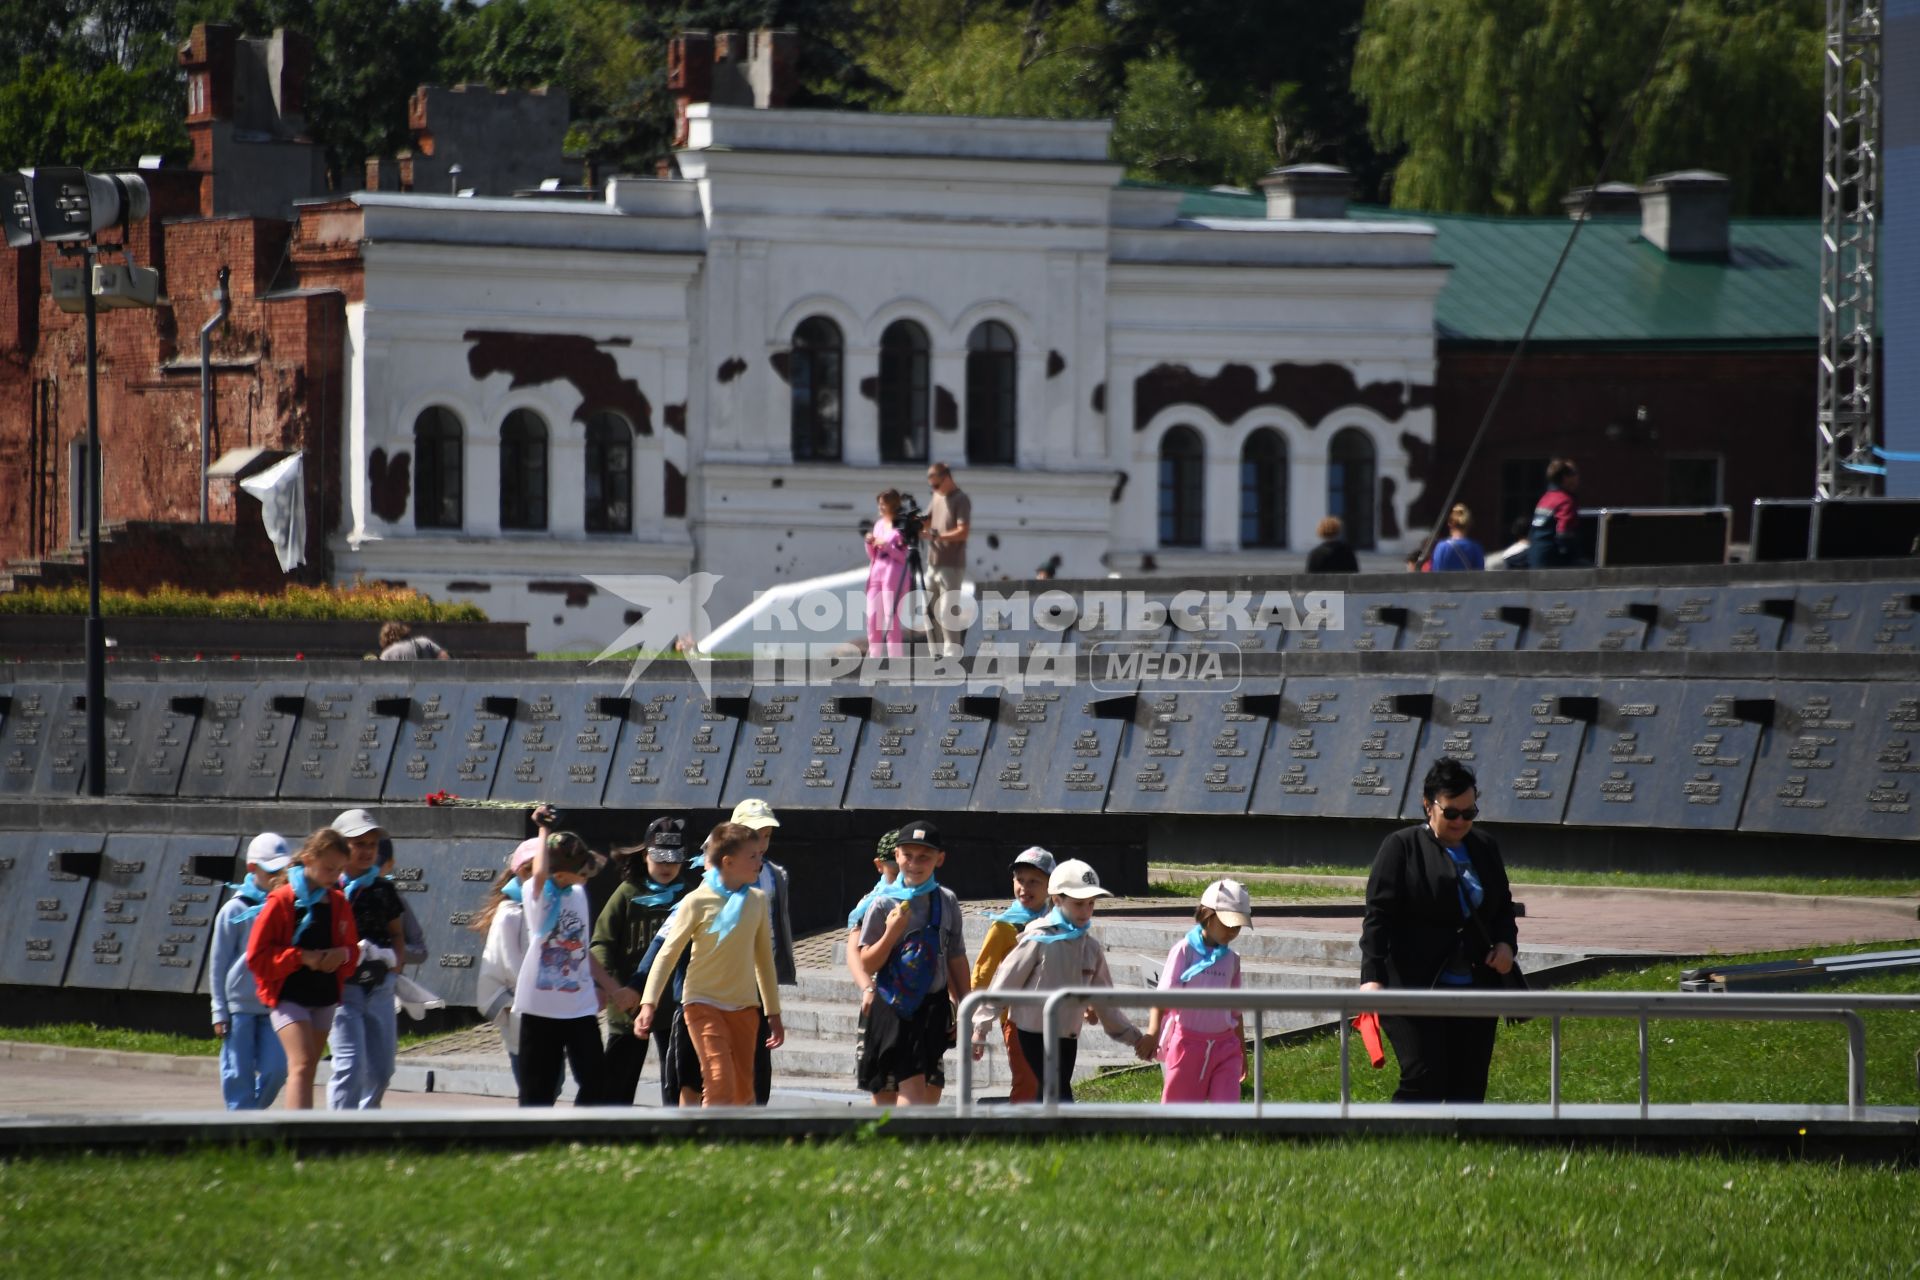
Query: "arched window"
878 319 930 463
1239 429 1288 548
965 320 1017 465
584 410 633 534
789 316 843 462
1328 426 1376 550
413 406 463 529
500 408 549 531
1158 426 1204 547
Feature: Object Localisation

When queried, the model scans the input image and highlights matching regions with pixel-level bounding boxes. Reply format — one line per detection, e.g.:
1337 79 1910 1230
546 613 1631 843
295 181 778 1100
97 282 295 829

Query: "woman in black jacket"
1358 758 1519 1102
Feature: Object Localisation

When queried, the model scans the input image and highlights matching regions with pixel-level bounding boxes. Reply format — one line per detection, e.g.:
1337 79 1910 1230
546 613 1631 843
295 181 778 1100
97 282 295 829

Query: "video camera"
894 493 926 542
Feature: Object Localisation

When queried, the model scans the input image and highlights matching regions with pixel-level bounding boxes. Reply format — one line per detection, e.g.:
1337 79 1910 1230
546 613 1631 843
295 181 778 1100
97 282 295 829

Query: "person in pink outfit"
1146 879 1253 1104
864 489 912 657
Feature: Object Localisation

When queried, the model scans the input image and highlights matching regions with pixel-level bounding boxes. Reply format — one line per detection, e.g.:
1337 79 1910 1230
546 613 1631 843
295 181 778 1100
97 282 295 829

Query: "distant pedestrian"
1306 516 1360 574
469 846 535 1089
246 828 359 1111
327 808 407 1110
516 829 626 1107
1430 504 1486 572
208 832 293 1111
924 463 972 655
1527 458 1585 568
378 621 449 660
730 797 796 1104
592 816 695 1105
969 846 1055 1104
1146 879 1252 1104
863 490 911 658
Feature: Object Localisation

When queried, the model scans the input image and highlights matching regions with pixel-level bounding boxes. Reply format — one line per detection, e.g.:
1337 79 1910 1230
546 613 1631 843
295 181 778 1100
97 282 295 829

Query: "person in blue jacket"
1430 504 1486 572
209 833 293 1110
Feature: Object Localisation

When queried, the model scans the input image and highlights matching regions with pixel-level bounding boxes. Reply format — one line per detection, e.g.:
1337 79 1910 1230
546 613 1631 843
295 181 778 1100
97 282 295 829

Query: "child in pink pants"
863 489 910 657
1147 879 1252 1103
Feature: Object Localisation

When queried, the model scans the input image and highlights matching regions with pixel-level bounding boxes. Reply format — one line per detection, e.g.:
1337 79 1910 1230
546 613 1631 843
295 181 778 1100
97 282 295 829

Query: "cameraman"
923 463 971 656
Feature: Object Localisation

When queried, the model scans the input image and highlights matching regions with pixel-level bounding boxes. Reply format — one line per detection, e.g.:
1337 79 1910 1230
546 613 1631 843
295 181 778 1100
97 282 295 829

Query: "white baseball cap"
331 808 382 838
1200 878 1253 929
245 832 293 872
730 798 781 830
1047 858 1112 900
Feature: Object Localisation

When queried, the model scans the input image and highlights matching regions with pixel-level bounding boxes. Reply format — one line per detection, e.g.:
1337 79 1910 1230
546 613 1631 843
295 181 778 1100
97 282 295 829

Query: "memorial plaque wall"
1647 587 1792 653
32 684 91 796
1106 681 1274 815
178 681 305 800
969 684 1129 813
0 831 29 970
1067 592 1170 655
0 685 56 796
66 834 169 991
280 683 407 801
0 832 103 986
383 685 510 802
94 691 149 795
972 590 1079 658
605 685 746 808
1408 593 1530 652
1565 682 1766 829
1249 678 1432 818
489 686 624 806
721 688 866 809
122 686 205 797
1855 686 1920 840
1522 591 1657 652
1738 683 1874 837
843 692 993 810
1402 679 1597 825
394 838 518 1008
1781 587 1867 654
1282 594 1409 652
1851 584 1920 655
127 836 234 994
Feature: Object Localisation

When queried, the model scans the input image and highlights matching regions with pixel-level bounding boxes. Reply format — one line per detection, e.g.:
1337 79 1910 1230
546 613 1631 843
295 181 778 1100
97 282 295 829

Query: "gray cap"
1010 846 1056 875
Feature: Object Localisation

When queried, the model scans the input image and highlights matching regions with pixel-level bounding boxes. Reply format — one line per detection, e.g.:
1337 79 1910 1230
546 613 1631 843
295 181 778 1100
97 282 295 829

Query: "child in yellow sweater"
636 822 785 1106
968 846 1055 1103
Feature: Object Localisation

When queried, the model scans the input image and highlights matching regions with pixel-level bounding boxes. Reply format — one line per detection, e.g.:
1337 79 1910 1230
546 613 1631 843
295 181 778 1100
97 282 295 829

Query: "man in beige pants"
923 463 971 656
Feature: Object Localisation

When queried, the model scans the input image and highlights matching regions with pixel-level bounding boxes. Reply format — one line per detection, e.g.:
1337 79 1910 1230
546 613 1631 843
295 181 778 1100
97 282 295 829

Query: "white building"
322 105 1445 653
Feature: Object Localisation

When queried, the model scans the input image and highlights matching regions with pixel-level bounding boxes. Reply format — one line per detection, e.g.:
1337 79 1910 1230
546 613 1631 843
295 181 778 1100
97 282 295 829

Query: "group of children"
210 807 418 1111
844 820 1258 1105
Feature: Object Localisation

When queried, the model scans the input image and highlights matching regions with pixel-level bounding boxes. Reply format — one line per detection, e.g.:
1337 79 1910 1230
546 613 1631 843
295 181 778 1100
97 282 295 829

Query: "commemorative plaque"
177 681 306 800
974 590 1079 658
1852 686 1920 840
1068 591 1169 656
1737 682 1875 837
125 835 234 994
117 686 206 797
1780 587 1867 654
721 687 866 809
1106 681 1274 815
1564 681 1766 830
1522 590 1657 652
91 690 153 796
0 683 58 796
1405 593 1532 652
0 832 104 986
604 684 748 808
32 684 92 796
382 685 509 802
489 685 626 806
1249 677 1432 818
66 833 169 991
1647 587 1793 654
1283 594 1409 653
392 837 518 1008
0 831 30 971
969 683 1130 813
1401 678 1597 825
843 692 994 810
280 682 408 801
1858 585 1920 655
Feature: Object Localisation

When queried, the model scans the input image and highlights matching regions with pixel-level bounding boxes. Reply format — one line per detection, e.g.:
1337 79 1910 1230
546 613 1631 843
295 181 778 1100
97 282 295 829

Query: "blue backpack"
874 890 944 1017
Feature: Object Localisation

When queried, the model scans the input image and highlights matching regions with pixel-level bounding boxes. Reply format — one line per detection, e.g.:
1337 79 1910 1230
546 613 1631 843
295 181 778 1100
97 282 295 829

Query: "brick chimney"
668 28 800 149
1639 170 1732 258
177 24 325 218
1258 164 1353 220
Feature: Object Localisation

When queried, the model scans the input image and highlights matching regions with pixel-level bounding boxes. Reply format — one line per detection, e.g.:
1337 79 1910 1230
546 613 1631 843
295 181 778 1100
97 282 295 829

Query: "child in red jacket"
247 827 359 1110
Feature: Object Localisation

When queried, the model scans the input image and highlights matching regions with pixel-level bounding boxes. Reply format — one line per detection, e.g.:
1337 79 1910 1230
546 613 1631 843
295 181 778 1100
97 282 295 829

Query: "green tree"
1353 0 1824 215
0 50 186 169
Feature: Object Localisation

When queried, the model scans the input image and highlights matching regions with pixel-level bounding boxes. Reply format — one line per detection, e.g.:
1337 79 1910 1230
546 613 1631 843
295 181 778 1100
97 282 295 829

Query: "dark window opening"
413 406 463 530
878 319 930 463
585 410 634 533
1328 427 1376 551
1159 425 1204 547
500 408 549 531
1239 428 1288 548
965 320 1017 466
790 316 843 462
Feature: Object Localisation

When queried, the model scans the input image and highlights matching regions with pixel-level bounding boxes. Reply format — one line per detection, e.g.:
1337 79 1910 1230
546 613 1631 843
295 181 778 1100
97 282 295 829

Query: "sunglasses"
1431 803 1479 821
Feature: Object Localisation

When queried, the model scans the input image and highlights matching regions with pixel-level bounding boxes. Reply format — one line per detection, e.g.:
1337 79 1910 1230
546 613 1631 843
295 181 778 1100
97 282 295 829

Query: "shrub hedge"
0 583 488 622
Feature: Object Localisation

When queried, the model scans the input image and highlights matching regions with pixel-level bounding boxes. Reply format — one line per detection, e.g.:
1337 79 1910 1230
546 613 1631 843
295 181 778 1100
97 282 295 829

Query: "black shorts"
665 1002 704 1098
856 989 953 1094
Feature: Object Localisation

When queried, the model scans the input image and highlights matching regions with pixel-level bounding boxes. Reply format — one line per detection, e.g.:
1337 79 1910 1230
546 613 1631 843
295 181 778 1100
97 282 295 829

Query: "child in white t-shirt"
514 829 629 1106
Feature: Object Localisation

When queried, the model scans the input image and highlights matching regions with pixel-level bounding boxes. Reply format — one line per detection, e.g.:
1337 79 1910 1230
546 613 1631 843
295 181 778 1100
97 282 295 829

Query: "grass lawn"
1156 861 1920 898
1 1137 1914 1276
1078 946 1920 1107
1142 877 1358 902
0 1024 460 1058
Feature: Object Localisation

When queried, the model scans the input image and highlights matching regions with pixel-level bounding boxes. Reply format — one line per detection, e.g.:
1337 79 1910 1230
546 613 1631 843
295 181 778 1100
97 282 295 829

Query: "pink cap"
509 837 542 873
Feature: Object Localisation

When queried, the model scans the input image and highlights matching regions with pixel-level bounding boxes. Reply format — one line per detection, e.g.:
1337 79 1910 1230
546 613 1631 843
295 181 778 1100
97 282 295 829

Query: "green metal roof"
1151 182 1820 346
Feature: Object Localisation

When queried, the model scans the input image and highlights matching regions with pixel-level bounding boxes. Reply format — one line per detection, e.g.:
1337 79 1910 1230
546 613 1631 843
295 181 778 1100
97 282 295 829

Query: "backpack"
873 890 944 1018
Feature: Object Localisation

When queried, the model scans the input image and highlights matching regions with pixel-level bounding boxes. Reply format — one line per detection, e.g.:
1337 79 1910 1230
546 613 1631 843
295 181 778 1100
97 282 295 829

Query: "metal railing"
953 988 1920 1118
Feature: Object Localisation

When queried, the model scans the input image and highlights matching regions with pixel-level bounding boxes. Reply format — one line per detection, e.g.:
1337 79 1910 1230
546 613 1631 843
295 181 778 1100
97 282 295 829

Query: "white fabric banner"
238 452 306 573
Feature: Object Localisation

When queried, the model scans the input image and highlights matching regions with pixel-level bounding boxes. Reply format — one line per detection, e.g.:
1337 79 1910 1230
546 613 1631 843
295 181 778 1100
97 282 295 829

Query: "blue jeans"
219 1011 287 1111
327 974 398 1110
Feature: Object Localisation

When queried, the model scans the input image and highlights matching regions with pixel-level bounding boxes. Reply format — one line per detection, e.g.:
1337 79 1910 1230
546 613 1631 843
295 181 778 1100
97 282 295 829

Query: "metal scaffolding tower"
1817 0 1883 497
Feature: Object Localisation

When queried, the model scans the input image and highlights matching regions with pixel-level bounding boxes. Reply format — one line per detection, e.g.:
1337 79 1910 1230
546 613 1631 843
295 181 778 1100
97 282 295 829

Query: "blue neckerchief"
1445 845 1485 918
1178 924 1232 982
633 876 688 910
1031 905 1089 945
703 867 752 943
342 866 380 901
538 878 570 938
880 876 938 903
501 879 524 904
287 864 328 941
846 875 892 928
992 900 1044 929
226 875 269 926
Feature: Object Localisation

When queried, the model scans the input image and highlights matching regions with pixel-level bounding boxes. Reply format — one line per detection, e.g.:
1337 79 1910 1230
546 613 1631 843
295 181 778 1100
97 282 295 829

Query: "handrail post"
954 992 982 1116
1252 1007 1264 1115
1549 1015 1562 1120
1337 1007 1351 1119
1637 1014 1650 1120
1843 1011 1867 1112
1040 990 1071 1113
